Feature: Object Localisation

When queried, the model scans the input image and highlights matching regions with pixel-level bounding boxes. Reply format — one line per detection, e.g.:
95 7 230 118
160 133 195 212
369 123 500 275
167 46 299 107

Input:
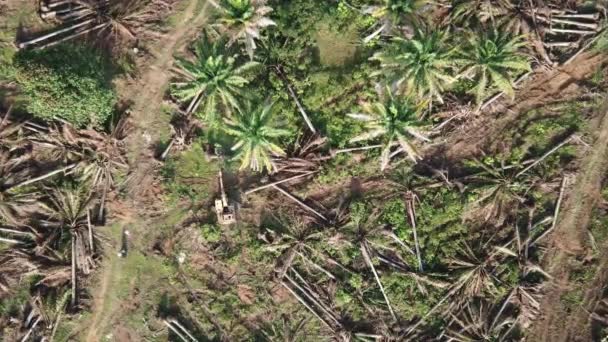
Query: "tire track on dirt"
528 101 608 342
85 1 210 340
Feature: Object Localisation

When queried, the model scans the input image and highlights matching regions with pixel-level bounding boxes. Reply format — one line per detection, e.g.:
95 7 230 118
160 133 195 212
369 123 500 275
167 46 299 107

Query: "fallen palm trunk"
272 185 327 221
245 171 317 194
550 18 598 30
163 319 194 342
280 281 336 332
38 22 111 50
480 71 534 111
530 176 568 246
273 66 316 133
515 135 574 178
548 28 596 35
361 242 397 322
288 269 339 323
405 192 424 272
11 163 77 190
71 234 77 307
18 18 96 48
165 318 198 342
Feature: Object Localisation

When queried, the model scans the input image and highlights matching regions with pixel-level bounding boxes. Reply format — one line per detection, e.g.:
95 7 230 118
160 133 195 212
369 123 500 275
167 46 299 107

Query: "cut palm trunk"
360 242 397 322
18 18 96 48
550 19 598 30
405 192 424 272
273 66 316 133
272 185 327 221
11 164 77 190
246 171 317 195
71 234 77 307
515 135 573 178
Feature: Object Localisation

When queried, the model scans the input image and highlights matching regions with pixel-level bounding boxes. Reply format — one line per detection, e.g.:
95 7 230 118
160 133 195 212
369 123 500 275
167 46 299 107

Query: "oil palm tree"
371 29 459 103
363 0 428 42
210 0 276 60
348 87 429 170
171 35 260 123
222 102 289 173
458 31 530 104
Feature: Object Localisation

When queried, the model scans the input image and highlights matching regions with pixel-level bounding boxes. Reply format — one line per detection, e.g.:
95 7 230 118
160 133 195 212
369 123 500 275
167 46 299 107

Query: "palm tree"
171 35 260 123
210 0 276 59
458 31 530 104
222 102 289 173
348 87 429 170
363 0 428 42
448 0 554 65
371 29 459 103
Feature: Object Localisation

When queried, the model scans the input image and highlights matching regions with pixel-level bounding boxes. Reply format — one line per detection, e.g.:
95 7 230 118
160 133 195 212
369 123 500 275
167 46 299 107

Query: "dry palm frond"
443 298 516 341
462 158 535 225
32 119 130 219
20 0 178 50
448 242 500 300
272 134 329 175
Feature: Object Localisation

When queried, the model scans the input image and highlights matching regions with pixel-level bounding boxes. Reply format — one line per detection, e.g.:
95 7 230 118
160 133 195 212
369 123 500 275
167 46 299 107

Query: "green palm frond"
459 31 530 104
223 102 289 173
212 0 276 59
348 87 429 170
170 35 260 124
371 29 459 103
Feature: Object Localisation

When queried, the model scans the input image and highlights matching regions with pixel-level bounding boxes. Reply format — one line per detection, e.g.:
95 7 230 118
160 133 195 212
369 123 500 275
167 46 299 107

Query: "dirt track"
84 1 210 340
527 100 608 342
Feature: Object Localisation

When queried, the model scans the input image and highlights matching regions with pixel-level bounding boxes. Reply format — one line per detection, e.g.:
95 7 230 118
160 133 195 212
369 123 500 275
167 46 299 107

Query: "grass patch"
161 142 220 206
315 22 358 67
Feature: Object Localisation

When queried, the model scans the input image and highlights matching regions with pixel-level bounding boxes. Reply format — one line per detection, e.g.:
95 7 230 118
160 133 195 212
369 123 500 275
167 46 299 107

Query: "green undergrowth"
161 142 220 206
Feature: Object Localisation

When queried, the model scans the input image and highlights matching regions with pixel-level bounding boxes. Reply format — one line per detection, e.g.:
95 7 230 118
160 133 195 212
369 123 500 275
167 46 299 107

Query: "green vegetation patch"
11 44 117 127
161 142 220 205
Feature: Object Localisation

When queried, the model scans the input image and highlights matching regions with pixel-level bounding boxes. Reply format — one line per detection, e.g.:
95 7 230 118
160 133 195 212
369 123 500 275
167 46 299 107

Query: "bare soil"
527 100 608 342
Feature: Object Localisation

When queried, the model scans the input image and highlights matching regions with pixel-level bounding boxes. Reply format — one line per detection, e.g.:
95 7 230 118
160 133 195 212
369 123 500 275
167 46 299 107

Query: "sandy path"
84 1 210 340
527 102 608 342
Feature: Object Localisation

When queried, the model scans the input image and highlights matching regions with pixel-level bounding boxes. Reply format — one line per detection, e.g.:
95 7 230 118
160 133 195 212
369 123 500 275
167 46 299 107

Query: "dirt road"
527 101 608 342
84 1 210 340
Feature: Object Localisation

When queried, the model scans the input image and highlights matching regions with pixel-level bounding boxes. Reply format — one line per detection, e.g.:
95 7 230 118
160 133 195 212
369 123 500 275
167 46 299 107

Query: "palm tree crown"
211 0 276 60
223 103 289 173
349 88 429 170
364 0 427 41
458 31 530 104
171 35 259 124
371 30 458 103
